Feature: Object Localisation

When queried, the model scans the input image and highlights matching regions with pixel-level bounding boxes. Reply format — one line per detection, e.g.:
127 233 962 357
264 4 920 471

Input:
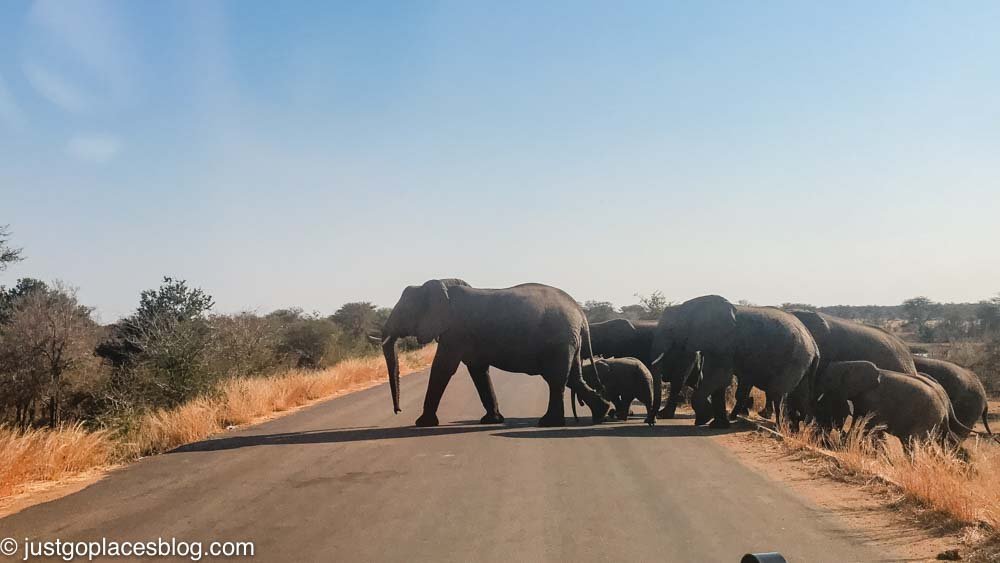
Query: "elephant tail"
801 353 821 422
944 398 975 444
981 407 1000 445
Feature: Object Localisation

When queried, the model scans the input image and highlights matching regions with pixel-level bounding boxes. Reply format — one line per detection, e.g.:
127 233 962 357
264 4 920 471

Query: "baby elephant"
817 361 962 446
574 357 657 426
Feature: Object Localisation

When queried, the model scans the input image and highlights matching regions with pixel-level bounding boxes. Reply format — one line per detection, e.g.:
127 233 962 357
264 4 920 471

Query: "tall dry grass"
1 344 436 502
763 415 1000 534
0 424 113 498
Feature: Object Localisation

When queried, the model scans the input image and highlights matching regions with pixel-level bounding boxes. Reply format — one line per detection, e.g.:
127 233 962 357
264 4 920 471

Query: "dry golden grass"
0 424 113 498
1 344 436 501
762 414 1000 535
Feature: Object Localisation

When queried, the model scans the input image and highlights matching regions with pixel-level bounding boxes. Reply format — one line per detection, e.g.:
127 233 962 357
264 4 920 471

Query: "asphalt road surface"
1 367 888 562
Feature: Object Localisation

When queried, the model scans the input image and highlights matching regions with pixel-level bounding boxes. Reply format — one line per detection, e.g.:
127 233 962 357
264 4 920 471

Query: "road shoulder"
716 428 968 562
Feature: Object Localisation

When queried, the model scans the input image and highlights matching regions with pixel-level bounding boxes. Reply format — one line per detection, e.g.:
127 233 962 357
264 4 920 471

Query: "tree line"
1 225 402 429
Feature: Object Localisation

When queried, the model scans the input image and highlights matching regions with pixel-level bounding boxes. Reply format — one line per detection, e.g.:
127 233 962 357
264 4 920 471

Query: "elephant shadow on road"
492 420 750 440
171 416 751 453
172 423 507 453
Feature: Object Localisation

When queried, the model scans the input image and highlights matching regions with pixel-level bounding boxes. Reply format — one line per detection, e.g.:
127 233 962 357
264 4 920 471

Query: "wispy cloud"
67 133 121 164
27 0 138 103
0 73 25 128
23 62 89 113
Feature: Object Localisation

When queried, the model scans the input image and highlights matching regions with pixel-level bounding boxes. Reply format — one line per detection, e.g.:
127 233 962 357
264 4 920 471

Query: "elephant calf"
816 361 961 446
914 356 994 440
575 357 657 425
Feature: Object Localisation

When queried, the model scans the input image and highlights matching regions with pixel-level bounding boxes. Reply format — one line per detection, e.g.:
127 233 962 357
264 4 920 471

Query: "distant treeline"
0 275 408 430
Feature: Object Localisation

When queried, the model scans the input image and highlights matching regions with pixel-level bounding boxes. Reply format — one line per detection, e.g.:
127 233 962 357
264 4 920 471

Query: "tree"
207 313 282 378
135 277 214 323
0 283 99 427
635 291 670 320
581 301 618 323
902 296 936 325
0 225 23 272
976 294 1000 334
96 278 217 409
330 302 378 337
275 318 339 369
374 307 392 331
0 278 48 324
781 303 816 312
618 304 646 321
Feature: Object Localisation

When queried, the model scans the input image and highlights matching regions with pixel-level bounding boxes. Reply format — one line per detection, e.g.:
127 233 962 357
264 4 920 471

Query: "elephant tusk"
651 353 664 366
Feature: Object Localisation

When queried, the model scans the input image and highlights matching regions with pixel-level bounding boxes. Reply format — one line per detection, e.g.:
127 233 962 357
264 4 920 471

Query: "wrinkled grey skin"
817 361 963 446
573 357 656 425
650 296 819 429
381 279 613 427
914 356 993 440
789 311 917 431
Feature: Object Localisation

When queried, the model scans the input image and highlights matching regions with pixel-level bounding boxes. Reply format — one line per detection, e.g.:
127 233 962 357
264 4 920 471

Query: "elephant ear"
682 295 737 354
414 279 451 344
792 311 831 342
841 361 881 397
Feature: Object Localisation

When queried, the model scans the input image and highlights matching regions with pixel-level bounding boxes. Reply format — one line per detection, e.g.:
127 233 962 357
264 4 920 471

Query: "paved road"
1 367 887 562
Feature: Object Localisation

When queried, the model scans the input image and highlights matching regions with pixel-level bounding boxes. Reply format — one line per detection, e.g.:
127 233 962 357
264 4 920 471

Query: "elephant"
650 295 819 429
789 311 917 430
572 357 656 425
380 279 615 427
913 356 994 441
589 318 702 419
589 319 658 368
816 361 969 446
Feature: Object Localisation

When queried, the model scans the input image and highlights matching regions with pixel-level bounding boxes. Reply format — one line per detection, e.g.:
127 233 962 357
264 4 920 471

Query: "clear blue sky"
2 1 998 321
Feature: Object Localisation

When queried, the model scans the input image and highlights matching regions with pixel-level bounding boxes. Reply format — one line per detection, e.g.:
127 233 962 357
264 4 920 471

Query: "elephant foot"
694 413 712 426
415 412 440 427
709 417 731 430
480 412 505 424
657 405 677 420
538 414 566 427
590 400 613 424
643 413 657 426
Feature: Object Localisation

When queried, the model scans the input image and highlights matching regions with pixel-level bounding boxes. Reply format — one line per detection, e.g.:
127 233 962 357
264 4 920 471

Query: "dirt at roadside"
714 428 983 562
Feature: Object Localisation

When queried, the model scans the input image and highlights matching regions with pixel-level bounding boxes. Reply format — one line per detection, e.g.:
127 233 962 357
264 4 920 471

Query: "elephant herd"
379 279 994 447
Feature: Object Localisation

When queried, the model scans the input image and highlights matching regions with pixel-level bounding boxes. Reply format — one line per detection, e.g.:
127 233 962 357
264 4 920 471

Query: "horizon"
3 1 999 320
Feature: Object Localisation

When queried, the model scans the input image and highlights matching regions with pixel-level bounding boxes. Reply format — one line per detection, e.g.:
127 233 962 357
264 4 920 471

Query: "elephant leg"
658 370 685 419
564 349 611 425
730 379 752 420
616 395 633 420
693 356 734 427
709 387 731 429
617 391 635 419
539 374 567 427
467 363 504 424
415 347 462 427
771 393 786 430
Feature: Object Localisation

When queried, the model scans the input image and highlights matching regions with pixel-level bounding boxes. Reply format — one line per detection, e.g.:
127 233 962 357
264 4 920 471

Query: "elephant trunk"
382 335 401 414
